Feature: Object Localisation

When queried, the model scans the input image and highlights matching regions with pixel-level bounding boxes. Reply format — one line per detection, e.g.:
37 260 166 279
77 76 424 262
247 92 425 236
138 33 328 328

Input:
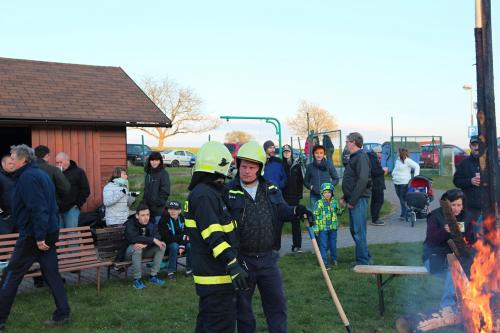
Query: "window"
186 151 194 157
175 151 185 156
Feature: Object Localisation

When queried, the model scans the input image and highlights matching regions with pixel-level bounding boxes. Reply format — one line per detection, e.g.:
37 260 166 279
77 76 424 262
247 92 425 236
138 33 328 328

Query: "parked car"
363 142 382 152
127 144 152 166
420 144 468 168
189 155 196 167
341 143 382 166
160 150 196 167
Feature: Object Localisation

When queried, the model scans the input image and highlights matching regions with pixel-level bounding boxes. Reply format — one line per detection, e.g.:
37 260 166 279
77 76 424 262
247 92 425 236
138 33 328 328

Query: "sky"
1 1 499 149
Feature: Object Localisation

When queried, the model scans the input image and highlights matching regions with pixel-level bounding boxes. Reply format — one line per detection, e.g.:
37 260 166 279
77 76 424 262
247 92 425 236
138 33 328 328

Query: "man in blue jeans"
0 145 70 333
341 132 372 265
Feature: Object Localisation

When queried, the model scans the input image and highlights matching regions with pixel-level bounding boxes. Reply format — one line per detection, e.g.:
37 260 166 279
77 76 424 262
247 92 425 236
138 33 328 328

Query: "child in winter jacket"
313 182 343 269
158 200 192 280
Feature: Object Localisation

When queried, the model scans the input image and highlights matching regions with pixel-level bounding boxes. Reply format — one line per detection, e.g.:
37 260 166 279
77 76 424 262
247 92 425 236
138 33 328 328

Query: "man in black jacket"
34 146 70 209
225 141 311 333
453 136 481 221
55 152 90 228
184 141 245 333
124 203 166 289
0 155 16 234
341 132 372 265
281 144 305 252
367 146 386 226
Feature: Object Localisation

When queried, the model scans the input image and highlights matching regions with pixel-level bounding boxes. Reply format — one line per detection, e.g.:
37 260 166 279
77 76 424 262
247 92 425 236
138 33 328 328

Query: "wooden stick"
306 218 352 332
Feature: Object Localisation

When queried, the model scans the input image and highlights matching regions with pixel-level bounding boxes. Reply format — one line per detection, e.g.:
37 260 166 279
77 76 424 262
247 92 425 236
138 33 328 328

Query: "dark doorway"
0 127 31 157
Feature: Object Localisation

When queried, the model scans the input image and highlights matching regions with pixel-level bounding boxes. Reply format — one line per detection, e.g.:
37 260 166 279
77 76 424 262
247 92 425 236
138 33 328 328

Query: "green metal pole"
220 115 283 157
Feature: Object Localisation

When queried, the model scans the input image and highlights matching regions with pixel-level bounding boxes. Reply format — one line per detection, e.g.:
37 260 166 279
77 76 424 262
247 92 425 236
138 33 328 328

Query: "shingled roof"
0 57 171 127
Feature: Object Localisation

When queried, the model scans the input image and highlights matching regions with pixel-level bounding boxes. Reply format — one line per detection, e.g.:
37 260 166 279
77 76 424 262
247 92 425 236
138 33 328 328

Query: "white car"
160 150 195 167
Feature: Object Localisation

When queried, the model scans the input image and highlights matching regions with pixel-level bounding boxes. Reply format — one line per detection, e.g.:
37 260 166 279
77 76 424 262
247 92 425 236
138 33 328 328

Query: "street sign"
468 125 478 137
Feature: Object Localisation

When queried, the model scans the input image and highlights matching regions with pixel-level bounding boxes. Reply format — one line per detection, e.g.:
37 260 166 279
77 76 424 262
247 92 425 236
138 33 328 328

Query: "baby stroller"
405 175 434 227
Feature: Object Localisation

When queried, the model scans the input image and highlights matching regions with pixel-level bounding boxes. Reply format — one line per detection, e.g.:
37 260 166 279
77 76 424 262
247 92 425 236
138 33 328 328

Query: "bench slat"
353 265 429 275
59 226 92 233
56 238 95 247
58 250 98 260
58 232 93 240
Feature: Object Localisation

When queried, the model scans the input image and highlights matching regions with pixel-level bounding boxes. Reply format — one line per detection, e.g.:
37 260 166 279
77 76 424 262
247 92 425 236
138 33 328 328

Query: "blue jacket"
12 162 59 241
263 156 287 190
303 159 339 195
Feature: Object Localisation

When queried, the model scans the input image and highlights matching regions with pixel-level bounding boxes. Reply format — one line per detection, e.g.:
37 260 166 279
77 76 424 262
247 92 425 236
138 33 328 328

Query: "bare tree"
287 99 338 137
137 77 220 148
224 131 253 143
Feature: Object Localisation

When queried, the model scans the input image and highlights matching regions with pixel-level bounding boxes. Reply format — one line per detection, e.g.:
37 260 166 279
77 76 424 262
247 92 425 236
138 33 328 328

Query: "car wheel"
171 160 180 167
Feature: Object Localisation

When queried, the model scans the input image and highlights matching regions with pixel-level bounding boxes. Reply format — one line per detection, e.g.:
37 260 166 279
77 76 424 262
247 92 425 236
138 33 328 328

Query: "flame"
451 215 499 333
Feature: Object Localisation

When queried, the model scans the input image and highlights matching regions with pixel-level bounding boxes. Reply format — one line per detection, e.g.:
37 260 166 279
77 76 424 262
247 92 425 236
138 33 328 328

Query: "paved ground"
15 180 443 293
279 179 444 256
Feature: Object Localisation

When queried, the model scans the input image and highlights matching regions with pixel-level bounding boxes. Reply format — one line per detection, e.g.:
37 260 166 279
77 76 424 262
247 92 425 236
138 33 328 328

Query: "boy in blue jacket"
313 182 343 269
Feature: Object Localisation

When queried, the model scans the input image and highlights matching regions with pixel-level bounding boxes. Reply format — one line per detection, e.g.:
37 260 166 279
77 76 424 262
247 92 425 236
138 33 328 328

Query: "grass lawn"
8 242 463 333
427 175 454 191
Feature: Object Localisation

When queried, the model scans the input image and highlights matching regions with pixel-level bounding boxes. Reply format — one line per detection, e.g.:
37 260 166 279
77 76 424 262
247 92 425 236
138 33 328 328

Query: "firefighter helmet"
236 141 267 175
194 141 233 176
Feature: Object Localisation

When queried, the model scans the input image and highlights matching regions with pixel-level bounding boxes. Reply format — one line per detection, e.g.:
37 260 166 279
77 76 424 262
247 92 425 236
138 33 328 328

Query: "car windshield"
162 150 172 154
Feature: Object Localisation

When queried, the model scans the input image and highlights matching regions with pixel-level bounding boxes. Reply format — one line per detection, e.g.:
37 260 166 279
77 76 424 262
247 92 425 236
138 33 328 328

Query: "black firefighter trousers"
195 290 237 333
237 252 287 333
0 234 70 325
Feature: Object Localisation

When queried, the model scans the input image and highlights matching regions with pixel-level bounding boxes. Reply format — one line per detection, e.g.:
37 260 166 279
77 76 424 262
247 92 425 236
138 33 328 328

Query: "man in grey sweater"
340 132 372 265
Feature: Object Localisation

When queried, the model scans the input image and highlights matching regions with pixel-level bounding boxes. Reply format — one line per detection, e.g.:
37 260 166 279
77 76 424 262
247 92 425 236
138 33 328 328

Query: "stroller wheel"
409 211 417 227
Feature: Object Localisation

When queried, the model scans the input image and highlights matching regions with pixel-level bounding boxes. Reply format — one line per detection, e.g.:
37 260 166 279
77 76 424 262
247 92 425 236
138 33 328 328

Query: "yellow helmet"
194 141 233 176
236 141 267 175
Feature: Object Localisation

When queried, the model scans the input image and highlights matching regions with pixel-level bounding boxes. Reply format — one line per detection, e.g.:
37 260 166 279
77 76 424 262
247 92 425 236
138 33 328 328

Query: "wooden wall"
31 126 126 212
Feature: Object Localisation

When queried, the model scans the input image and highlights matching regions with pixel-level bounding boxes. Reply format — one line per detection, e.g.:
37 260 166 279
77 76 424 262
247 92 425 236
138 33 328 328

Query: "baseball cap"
470 135 479 144
282 144 292 152
167 201 182 210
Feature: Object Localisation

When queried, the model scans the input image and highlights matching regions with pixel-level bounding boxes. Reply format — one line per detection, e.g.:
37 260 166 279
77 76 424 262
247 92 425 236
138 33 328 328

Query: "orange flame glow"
451 216 499 333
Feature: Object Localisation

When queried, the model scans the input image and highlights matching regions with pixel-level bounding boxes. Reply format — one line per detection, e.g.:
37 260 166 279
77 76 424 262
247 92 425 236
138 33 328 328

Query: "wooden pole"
475 0 499 228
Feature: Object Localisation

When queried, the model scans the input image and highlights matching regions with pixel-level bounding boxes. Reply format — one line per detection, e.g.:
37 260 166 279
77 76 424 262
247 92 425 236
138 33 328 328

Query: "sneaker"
331 260 338 266
291 246 303 253
149 275 165 286
325 266 331 271
370 220 385 226
167 272 176 281
44 317 70 327
185 269 193 277
133 278 147 289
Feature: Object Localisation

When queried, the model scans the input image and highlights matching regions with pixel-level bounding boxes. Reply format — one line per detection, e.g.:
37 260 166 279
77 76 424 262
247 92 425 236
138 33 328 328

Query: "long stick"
306 217 352 332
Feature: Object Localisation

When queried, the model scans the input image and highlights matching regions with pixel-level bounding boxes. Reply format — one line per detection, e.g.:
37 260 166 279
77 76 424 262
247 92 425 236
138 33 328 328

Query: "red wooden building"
0 57 170 211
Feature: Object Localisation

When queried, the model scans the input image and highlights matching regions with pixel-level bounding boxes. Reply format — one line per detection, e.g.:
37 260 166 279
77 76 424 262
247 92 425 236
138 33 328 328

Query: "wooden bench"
94 226 185 279
0 226 112 292
353 265 429 316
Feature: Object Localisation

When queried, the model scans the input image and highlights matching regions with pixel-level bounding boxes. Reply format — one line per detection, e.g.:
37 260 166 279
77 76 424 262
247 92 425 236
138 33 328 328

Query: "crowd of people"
0 132 492 332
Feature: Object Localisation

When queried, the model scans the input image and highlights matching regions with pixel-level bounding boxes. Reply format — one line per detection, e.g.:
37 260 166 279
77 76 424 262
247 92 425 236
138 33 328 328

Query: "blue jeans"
348 197 371 264
394 184 408 218
424 260 456 309
318 230 337 265
59 206 80 228
167 242 192 273
309 193 321 210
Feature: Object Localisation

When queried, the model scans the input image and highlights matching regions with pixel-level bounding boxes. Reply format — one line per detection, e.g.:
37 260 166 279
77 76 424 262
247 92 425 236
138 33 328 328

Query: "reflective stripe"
193 275 232 285
268 185 277 190
183 201 189 213
201 223 235 239
185 219 197 228
212 241 231 258
229 190 244 195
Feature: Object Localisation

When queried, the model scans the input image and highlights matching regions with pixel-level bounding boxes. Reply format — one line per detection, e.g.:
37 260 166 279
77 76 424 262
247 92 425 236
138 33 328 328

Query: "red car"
419 144 468 168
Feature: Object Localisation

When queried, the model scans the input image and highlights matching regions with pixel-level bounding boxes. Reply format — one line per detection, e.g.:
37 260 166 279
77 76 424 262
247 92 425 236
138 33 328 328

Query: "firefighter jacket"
224 176 296 254
185 181 239 297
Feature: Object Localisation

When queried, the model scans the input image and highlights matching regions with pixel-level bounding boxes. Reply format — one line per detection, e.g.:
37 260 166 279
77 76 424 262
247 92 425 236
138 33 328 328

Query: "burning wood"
450 216 499 333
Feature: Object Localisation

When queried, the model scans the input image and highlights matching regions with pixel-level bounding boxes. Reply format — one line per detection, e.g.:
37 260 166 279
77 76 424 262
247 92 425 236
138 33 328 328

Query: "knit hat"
263 140 275 151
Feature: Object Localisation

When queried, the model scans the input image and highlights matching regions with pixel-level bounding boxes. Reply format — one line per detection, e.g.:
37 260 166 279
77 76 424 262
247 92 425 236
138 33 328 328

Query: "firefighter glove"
295 205 313 220
227 259 249 291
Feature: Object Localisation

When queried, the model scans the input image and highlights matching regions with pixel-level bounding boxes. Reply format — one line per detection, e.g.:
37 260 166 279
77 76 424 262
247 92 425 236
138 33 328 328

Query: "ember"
450 216 500 333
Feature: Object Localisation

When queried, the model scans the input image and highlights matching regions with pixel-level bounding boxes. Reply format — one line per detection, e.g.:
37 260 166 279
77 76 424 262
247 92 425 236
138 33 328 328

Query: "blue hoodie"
11 162 59 241
263 156 287 190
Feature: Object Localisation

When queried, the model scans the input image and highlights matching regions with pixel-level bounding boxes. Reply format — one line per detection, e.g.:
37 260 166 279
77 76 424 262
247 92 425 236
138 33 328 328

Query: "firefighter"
185 141 248 333
224 141 312 333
